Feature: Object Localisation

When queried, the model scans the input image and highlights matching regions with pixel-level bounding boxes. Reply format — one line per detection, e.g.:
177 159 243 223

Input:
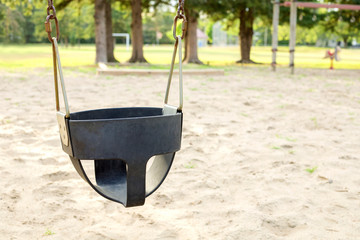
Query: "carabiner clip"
45 14 60 42
173 15 187 40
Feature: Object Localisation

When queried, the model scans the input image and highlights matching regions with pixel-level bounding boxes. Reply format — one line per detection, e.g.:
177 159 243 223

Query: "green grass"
310 117 319 128
43 229 55 236
305 166 318 174
184 161 196 169
0 44 359 69
275 134 297 142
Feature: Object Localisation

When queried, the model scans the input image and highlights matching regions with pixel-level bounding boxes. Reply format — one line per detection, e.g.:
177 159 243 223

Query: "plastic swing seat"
63 107 182 207
50 36 184 207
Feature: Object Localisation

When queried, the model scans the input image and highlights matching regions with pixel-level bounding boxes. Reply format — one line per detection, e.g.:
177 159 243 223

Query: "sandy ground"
1 66 360 240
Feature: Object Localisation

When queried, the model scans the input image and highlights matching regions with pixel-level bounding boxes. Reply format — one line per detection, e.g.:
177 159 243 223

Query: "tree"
181 0 223 64
127 0 176 63
0 0 96 44
150 0 208 64
237 5 255 63
183 6 202 64
94 0 107 63
105 0 117 62
182 0 270 64
0 1 33 43
56 0 118 63
114 0 163 63
219 0 272 63
0 4 25 43
92 0 119 62
128 0 147 63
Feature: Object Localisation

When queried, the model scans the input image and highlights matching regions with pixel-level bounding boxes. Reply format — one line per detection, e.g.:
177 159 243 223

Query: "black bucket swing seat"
49 35 185 207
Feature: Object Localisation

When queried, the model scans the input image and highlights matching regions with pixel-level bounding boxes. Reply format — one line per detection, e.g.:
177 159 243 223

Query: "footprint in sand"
2 189 20 210
261 217 299 237
13 158 25 163
156 229 178 239
154 194 173 206
41 171 76 181
339 155 358 160
39 157 59 165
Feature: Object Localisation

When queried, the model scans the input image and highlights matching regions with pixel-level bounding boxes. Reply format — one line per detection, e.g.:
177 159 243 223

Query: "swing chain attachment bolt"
44 0 60 42
173 0 187 40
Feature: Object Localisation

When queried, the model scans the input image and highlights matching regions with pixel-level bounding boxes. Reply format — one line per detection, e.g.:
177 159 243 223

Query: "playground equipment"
44 0 187 207
271 0 360 73
112 33 130 50
324 42 341 70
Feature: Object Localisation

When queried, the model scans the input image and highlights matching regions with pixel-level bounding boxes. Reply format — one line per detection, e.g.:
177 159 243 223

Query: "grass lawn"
0 44 359 70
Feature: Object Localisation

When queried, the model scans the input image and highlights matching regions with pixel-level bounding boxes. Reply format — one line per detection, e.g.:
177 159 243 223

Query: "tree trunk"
237 6 255 64
94 0 107 63
183 9 202 64
128 0 147 63
343 36 348 48
105 0 118 62
64 37 69 48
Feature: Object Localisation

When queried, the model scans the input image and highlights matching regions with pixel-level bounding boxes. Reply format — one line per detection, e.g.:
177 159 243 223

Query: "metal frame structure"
112 33 130 50
271 0 360 73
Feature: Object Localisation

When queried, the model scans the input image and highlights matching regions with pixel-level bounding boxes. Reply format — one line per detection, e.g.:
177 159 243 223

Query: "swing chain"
173 0 187 40
44 0 60 42
47 0 56 18
177 0 185 17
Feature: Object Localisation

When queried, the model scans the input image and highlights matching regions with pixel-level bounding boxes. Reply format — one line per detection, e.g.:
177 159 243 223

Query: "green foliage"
280 3 325 29
253 18 271 46
0 0 97 44
0 3 26 43
321 0 360 45
143 10 174 44
204 20 214 43
0 0 128 44
205 0 273 24
276 0 360 46
0 0 359 47
112 1 131 38
0 0 179 45
0 0 34 15
55 0 95 45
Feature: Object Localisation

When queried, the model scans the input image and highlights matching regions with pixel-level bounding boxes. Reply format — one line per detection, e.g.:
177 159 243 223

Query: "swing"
45 0 187 207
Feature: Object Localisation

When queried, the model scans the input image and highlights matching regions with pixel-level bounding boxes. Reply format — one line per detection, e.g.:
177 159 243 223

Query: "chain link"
173 0 187 40
47 0 56 18
177 0 185 18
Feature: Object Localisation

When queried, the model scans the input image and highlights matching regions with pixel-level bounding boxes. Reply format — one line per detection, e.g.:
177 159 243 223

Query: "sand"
1 66 360 239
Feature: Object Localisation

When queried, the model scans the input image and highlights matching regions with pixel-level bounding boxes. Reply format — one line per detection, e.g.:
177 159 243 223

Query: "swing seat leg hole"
77 154 174 207
80 159 128 204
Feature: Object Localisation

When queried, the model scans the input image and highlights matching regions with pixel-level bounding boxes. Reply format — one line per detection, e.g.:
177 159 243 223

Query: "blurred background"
0 0 359 69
